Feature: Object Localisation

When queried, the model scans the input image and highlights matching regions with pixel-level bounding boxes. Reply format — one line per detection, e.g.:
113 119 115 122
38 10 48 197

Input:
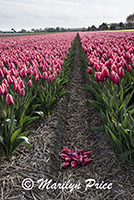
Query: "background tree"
126 13 134 24
20 29 27 33
118 22 124 29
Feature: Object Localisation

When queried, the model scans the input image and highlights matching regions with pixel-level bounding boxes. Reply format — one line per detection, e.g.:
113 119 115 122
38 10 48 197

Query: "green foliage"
0 116 35 159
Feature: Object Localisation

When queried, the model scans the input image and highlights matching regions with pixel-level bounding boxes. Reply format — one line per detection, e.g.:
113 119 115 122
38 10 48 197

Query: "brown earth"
0 35 134 200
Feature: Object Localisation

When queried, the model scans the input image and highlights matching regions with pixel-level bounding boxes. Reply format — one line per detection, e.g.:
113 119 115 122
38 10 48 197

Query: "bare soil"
0 36 134 200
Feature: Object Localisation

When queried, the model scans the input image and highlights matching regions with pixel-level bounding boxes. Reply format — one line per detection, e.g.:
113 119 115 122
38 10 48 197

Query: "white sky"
0 0 134 31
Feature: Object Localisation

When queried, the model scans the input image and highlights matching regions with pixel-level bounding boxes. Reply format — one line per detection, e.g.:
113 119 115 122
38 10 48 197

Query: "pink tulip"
111 64 117 72
19 79 25 88
7 75 13 84
2 79 9 88
13 80 18 91
6 93 14 105
65 156 72 162
60 153 69 159
0 69 4 79
94 72 105 82
83 158 93 166
20 68 27 77
48 76 52 82
89 59 94 66
102 67 109 78
28 80 32 88
71 153 79 161
0 86 4 95
3 67 8 75
62 162 70 168
35 75 39 82
83 152 91 158
127 65 132 72
61 147 72 155
19 88 25 96
43 72 48 80
71 160 78 168
52 73 56 80
88 67 93 75
77 150 84 155
118 67 124 77
110 71 120 84
78 155 84 163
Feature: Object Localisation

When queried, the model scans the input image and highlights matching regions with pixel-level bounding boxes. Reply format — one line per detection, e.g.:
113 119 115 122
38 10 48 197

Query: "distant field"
0 29 134 37
100 29 134 32
0 32 51 37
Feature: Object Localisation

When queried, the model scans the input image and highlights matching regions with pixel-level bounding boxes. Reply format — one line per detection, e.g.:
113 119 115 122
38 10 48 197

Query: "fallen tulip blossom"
60 147 93 169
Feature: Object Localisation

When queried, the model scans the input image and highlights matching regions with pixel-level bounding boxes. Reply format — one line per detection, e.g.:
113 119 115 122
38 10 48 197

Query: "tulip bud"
110 71 120 84
6 93 14 106
0 86 4 95
28 80 32 88
0 68 4 79
118 67 124 77
35 75 39 82
94 72 105 82
2 84 7 94
102 67 109 78
3 67 8 75
2 79 9 88
88 67 93 75
7 75 13 84
111 64 117 72
20 88 25 96
127 65 132 72
43 72 48 80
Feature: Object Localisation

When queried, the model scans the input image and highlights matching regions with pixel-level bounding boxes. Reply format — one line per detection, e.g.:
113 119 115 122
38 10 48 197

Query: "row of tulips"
0 33 77 159
80 32 134 162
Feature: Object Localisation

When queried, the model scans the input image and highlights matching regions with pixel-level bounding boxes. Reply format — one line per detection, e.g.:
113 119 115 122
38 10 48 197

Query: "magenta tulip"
28 80 32 88
110 71 120 84
62 162 70 168
71 160 78 168
118 67 124 77
88 67 93 75
83 158 93 166
6 93 14 105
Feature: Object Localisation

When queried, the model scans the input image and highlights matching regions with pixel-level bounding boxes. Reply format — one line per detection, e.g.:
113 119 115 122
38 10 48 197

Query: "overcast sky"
0 0 134 31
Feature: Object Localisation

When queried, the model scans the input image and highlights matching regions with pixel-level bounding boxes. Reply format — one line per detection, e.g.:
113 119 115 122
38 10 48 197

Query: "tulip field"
80 32 134 162
1 31 134 199
0 33 76 159
0 31 134 163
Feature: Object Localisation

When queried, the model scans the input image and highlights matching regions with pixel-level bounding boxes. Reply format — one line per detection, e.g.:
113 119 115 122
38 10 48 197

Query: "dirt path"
0 35 134 200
